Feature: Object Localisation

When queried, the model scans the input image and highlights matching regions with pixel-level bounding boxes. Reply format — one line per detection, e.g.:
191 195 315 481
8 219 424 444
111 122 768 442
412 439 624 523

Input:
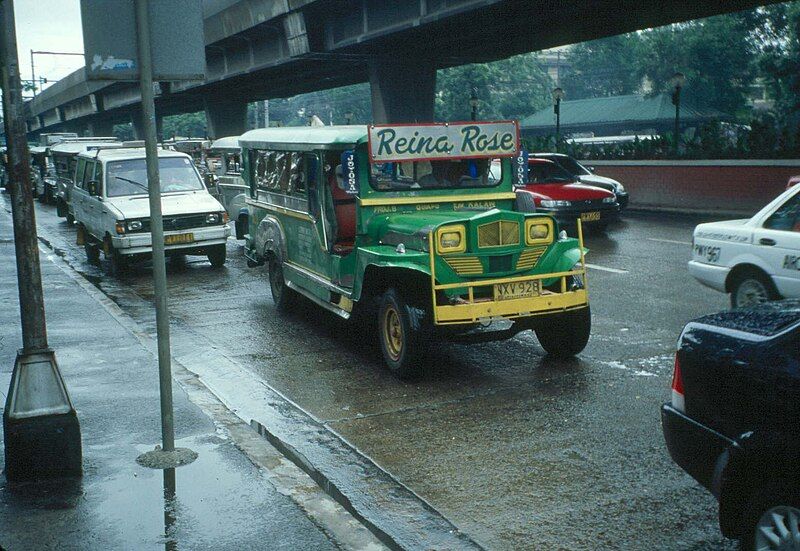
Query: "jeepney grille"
516 247 547 271
478 221 519 248
443 256 483 276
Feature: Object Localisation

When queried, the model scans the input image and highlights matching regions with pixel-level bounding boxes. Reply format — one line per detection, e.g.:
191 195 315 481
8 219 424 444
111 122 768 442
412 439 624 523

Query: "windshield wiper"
112 175 150 192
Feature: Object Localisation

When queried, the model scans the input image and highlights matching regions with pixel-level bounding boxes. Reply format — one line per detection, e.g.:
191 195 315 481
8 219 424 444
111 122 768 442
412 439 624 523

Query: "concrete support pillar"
204 99 248 139
87 118 115 137
369 59 436 124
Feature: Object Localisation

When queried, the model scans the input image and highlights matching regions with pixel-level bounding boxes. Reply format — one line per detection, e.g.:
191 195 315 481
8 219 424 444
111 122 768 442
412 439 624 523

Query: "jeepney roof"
49 141 124 155
29 146 48 154
210 136 241 150
78 147 191 162
239 125 368 151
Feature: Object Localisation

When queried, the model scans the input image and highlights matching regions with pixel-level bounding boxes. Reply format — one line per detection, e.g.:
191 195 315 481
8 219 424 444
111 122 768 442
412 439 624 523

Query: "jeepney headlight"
127 220 143 231
206 212 220 224
437 225 466 254
525 218 553 245
602 196 616 204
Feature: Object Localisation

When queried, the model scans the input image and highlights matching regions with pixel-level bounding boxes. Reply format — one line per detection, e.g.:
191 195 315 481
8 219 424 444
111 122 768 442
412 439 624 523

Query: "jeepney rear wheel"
378 288 423 380
535 305 591 358
268 255 296 312
207 244 227 268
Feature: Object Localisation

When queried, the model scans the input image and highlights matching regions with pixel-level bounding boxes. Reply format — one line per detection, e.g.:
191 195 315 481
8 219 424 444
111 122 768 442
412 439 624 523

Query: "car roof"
528 158 558 164
531 152 568 158
239 125 368 151
50 141 124 154
210 136 241 150
77 147 192 162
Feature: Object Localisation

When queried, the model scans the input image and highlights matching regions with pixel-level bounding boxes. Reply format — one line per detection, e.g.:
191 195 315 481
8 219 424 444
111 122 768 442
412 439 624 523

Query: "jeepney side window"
74 159 86 189
254 150 275 192
288 152 313 197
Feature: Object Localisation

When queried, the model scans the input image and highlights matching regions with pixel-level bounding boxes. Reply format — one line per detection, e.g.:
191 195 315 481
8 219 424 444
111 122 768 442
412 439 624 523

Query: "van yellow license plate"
165 233 194 245
581 211 600 222
495 280 541 301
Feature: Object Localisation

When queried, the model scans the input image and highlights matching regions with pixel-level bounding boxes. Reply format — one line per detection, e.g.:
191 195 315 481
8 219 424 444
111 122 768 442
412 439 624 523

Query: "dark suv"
661 300 800 550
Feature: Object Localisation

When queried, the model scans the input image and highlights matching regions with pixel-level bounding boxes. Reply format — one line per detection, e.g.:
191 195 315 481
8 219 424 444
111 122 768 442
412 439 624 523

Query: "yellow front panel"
435 289 588 324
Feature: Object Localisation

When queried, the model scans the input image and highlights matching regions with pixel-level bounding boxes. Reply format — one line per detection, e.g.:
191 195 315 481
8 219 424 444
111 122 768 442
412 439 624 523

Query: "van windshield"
106 157 204 197
369 159 501 191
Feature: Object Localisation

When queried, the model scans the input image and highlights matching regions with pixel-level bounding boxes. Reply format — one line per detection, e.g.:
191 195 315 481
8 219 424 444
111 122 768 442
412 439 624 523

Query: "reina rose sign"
368 121 519 163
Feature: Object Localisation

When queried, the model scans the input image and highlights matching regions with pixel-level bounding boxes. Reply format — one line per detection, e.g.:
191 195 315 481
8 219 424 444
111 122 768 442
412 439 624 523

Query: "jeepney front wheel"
268 256 297 312
535 305 591 358
378 288 424 380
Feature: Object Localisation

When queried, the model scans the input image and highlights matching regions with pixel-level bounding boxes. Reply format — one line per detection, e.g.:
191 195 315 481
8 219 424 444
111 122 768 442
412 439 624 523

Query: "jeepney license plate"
581 211 601 222
165 233 194 245
495 280 541 301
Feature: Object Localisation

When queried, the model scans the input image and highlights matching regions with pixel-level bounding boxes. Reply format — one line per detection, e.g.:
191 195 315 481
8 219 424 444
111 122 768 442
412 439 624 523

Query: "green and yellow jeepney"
241 122 590 378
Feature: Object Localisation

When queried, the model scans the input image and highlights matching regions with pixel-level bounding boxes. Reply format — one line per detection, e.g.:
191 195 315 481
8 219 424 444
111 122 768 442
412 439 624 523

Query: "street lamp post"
469 87 478 121
670 72 686 154
552 87 565 144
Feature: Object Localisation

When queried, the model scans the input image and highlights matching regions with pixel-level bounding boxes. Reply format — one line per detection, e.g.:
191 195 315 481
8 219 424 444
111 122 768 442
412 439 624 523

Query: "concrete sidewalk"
0 205 381 550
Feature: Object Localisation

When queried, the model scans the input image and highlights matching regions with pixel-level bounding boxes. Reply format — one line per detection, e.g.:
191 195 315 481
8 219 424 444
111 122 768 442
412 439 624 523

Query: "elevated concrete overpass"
26 0 779 137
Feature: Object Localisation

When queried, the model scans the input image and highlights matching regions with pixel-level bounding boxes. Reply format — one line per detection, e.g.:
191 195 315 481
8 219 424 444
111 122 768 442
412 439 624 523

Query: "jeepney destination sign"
368 121 519 162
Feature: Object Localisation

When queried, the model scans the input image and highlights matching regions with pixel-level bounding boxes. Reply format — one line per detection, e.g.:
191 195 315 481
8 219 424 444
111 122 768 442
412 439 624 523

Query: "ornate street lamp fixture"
552 87 565 140
669 72 686 153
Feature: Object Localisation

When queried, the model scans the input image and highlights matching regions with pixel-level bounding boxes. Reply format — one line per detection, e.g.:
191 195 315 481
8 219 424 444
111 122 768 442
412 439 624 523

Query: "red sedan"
513 158 619 229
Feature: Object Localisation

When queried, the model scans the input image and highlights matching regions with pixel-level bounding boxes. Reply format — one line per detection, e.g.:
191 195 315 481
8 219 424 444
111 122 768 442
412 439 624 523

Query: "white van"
71 148 230 275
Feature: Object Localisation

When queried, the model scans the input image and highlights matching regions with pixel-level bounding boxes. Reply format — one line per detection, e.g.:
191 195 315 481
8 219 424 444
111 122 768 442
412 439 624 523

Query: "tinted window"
764 193 800 232
527 161 574 184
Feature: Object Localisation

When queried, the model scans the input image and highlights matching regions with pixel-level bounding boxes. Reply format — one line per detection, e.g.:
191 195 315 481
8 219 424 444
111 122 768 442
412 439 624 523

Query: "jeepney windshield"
369 158 501 191
106 157 205 197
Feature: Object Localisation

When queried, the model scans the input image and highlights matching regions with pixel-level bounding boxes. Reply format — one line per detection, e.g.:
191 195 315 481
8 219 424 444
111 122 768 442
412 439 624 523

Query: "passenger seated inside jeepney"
370 159 499 190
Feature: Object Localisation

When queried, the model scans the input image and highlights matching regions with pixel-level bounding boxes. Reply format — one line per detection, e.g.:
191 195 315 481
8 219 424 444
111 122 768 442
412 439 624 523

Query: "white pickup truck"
689 184 800 308
71 147 230 276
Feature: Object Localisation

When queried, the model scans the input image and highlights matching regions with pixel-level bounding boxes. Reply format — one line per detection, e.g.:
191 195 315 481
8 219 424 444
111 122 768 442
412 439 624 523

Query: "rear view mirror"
87 180 99 196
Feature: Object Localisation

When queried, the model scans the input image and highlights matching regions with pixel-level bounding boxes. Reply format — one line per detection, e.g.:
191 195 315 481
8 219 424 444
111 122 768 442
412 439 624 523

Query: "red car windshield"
527 161 574 184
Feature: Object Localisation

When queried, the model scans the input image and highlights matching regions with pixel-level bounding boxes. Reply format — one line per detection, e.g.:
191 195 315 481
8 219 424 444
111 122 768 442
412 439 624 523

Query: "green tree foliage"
435 53 552 121
560 35 642 99
161 111 207 139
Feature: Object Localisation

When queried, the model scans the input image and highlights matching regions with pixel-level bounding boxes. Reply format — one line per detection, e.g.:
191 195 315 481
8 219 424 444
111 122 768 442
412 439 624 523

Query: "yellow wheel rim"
382 305 404 362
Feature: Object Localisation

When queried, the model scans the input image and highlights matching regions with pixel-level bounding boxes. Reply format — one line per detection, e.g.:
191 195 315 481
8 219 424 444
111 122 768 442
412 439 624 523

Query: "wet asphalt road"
14 195 738 551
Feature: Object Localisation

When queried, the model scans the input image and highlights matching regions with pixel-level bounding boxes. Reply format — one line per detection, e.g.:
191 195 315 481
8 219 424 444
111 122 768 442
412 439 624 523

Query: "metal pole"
1 0 48 353
135 0 174 453
30 49 35 96
674 86 681 153
555 98 561 140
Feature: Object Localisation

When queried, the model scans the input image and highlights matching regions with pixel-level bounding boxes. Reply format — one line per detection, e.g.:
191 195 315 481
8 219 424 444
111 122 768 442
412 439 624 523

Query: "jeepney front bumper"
432 274 588 325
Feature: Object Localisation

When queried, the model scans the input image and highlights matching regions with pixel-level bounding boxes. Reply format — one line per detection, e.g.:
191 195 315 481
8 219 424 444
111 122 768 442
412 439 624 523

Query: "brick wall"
589 160 800 216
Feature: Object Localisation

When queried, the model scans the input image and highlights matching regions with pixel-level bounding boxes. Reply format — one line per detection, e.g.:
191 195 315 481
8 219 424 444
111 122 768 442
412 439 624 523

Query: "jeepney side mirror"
587 166 595 173
87 180 99 196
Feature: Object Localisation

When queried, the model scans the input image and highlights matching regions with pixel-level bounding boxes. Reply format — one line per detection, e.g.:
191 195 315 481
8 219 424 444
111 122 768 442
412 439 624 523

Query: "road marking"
647 237 691 246
585 263 629 274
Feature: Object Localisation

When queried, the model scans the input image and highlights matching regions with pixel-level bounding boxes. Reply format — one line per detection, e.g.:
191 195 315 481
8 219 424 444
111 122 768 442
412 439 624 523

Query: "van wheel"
268 256 296 311
108 249 127 277
535 305 591 358
378 288 424 380
66 213 74 225
208 244 226 268
731 271 778 308
56 199 67 218
84 243 100 264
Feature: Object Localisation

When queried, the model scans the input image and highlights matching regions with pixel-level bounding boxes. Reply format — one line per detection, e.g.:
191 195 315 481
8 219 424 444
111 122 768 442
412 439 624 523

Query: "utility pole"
135 0 176 458
1 0 81 480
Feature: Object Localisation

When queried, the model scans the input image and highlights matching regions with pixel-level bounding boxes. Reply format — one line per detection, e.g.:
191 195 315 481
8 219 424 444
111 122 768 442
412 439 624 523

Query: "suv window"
82 161 95 191
764 193 800 232
75 158 86 189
